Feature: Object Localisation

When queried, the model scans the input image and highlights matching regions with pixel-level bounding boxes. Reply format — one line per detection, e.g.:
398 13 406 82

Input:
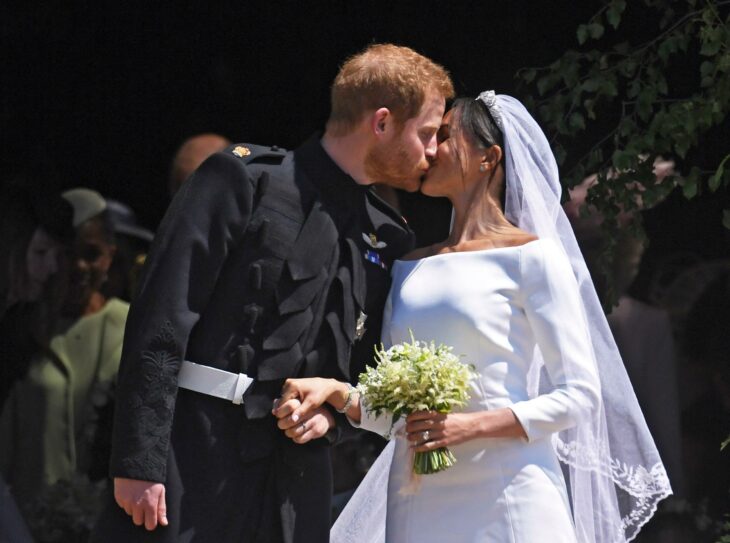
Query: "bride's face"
420 109 484 199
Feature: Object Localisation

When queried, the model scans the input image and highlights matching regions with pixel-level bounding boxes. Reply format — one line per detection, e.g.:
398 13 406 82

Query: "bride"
273 92 672 542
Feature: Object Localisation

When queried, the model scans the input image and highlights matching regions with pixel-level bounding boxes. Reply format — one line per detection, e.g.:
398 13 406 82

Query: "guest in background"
0 183 73 406
168 133 231 197
0 188 129 505
104 199 154 302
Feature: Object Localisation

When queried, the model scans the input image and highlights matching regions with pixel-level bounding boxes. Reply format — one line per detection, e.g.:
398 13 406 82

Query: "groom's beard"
364 140 424 193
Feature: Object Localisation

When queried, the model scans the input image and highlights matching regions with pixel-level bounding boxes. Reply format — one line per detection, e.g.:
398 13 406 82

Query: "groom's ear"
371 107 392 137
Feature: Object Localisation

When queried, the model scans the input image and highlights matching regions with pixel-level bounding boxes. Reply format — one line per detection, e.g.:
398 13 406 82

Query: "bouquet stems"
413 447 457 474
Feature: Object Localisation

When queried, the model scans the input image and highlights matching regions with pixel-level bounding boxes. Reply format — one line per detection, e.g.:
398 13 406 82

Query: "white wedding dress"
351 238 601 543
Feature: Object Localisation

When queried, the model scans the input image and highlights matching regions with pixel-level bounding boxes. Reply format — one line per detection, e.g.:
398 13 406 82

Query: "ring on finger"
300 421 307 432
421 430 430 442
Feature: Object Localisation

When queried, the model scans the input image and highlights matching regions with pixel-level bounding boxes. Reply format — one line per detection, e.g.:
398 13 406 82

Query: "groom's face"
364 90 445 192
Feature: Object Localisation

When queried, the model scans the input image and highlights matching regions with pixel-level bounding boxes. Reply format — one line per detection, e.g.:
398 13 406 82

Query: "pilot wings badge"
363 233 387 249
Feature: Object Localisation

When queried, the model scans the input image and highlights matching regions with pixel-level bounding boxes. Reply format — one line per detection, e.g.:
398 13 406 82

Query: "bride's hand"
273 377 341 423
406 408 527 451
405 411 479 451
274 397 335 444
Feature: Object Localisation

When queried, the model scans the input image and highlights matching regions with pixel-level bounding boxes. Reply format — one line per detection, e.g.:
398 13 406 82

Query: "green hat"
61 188 107 227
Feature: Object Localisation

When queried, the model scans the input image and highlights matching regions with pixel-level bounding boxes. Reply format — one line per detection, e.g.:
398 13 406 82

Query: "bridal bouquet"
357 333 475 474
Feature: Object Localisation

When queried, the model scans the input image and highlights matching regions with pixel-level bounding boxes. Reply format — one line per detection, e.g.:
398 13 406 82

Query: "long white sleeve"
348 396 397 438
509 240 601 442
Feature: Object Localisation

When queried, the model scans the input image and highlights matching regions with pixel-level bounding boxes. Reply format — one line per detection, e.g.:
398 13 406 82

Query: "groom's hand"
114 477 168 531
278 377 336 417
274 398 335 444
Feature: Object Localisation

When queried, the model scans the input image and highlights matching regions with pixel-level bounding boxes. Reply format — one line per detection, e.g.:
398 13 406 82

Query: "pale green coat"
0 298 128 503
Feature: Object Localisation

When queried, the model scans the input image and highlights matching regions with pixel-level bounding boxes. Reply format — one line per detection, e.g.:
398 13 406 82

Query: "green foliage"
517 0 730 307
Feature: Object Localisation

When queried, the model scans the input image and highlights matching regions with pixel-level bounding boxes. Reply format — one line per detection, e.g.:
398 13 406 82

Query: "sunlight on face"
364 90 445 192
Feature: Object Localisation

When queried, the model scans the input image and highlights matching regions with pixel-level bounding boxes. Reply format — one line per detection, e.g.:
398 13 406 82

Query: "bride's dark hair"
452 97 504 151
448 97 506 209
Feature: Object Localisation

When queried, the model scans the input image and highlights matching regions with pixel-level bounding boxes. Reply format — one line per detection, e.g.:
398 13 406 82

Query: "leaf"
619 59 638 77
700 27 722 56
612 149 632 171
614 41 630 54
636 88 655 121
577 24 589 45
700 41 721 57
588 23 605 40
700 60 715 78
583 77 602 93
607 0 627 29
658 39 673 63
537 75 553 96
600 78 618 97
522 68 537 84
709 154 730 192
720 53 730 72
701 7 715 25
607 6 622 29
569 112 586 130
584 98 596 119
682 178 698 198
627 79 641 98
682 167 703 199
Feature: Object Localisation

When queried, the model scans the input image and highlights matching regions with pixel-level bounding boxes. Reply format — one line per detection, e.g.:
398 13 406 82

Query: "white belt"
177 360 254 405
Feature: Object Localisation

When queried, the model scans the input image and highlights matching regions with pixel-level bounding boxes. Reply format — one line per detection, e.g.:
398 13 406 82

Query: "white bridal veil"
332 93 672 543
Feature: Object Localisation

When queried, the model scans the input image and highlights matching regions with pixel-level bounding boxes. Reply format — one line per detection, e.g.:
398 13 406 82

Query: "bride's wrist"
327 381 354 412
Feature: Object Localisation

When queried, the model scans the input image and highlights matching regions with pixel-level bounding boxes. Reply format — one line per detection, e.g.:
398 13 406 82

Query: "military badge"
363 232 387 249
364 249 387 269
355 311 368 340
232 146 251 157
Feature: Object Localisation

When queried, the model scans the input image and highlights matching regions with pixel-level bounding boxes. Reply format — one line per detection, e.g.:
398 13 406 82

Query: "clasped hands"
272 377 484 451
272 377 339 444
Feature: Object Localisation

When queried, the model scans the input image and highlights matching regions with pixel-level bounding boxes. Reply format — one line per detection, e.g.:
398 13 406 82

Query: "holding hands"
273 395 335 444
273 378 360 444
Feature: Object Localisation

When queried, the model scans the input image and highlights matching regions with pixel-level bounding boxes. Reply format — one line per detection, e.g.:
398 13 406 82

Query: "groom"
92 44 453 543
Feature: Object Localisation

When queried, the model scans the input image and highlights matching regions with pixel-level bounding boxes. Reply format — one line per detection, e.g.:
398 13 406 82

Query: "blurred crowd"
0 140 727 542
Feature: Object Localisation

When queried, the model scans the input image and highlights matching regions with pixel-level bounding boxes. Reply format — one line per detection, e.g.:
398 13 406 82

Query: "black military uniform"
92 135 414 543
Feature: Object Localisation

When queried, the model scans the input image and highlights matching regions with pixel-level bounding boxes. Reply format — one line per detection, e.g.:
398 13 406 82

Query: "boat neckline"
394 238 543 264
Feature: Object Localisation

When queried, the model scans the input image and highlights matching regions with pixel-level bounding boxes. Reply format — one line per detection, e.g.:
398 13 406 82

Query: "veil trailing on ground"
332 93 672 543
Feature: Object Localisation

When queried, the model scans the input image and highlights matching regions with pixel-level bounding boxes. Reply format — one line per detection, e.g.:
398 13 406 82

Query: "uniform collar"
295 133 369 207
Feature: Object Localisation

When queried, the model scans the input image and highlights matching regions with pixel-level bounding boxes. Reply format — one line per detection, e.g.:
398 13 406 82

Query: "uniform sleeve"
109 152 255 482
509 240 601 443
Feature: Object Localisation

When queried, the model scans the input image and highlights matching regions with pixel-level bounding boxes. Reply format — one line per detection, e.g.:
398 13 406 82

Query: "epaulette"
227 143 287 165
